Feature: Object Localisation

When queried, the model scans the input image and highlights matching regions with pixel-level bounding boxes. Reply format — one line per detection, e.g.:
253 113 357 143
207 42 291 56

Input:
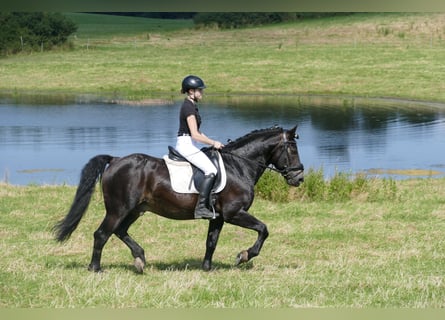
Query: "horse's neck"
224 139 276 184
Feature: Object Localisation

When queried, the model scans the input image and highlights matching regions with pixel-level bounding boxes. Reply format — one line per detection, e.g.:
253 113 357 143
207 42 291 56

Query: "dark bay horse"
53 126 304 272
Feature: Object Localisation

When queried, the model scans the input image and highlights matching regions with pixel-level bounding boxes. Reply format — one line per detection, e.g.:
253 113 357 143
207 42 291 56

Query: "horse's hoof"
202 260 211 271
134 257 145 273
88 265 102 273
235 250 249 265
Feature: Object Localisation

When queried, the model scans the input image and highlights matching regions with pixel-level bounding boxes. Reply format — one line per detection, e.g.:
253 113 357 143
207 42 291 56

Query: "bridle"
268 132 304 178
221 131 304 179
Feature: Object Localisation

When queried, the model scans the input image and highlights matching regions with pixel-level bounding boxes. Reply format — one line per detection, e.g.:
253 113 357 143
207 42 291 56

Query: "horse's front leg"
226 209 269 266
202 216 224 271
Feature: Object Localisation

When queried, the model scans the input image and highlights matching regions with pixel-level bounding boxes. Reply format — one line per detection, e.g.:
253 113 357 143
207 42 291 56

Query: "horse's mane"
222 126 283 151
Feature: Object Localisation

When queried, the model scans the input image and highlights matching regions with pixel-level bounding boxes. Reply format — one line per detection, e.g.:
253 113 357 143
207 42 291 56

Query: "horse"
53 125 304 272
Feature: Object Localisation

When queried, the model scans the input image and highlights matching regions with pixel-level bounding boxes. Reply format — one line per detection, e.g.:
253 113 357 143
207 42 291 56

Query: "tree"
0 13 77 55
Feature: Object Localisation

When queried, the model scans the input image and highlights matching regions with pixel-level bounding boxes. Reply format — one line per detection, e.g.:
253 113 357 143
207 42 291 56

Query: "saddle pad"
163 152 227 194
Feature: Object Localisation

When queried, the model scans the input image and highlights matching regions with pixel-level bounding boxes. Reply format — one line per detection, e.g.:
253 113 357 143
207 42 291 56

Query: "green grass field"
1 174 445 307
1 12 445 102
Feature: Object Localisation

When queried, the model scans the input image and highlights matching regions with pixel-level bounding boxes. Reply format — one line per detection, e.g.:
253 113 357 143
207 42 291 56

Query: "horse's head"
269 125 304 186
222 125 304 186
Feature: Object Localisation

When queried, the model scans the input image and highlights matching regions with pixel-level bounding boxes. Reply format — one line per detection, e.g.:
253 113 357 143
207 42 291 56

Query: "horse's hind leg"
114 210 146 273
89 212 123 272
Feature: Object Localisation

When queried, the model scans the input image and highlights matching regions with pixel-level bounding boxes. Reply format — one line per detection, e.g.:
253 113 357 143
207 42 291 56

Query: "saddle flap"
168 146 187 161
163 150 226 194
193 148 221 190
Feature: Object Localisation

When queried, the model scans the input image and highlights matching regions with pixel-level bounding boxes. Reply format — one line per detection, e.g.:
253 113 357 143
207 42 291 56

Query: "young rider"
176 75 224 219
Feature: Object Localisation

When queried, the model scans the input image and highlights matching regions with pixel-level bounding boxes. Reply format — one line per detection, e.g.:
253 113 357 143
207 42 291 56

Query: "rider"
176 75 224 219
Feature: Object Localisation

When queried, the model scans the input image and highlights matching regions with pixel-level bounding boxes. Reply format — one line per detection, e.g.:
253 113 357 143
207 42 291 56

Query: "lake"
1 95 445 185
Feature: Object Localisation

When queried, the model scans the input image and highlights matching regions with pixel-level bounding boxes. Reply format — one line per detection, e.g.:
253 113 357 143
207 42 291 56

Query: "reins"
220 148 272 171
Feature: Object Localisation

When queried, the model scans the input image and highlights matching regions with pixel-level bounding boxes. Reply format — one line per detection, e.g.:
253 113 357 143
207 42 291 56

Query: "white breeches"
176 136 217 176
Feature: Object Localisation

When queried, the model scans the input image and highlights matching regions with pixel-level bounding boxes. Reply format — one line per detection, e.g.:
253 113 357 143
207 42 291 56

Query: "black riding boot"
194 173 219 219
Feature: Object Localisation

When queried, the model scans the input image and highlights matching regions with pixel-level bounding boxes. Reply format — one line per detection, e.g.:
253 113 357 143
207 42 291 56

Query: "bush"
255 170 290 203
255 168 398 203
0 12 77 55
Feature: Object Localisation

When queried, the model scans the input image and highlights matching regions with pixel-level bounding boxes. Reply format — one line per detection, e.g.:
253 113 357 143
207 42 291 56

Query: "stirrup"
195 205 219 220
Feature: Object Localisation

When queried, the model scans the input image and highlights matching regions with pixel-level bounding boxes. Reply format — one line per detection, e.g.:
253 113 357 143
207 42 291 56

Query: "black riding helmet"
181 75 206 94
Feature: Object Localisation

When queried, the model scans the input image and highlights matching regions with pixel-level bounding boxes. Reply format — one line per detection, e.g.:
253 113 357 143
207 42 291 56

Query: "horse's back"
104 153 160 171
101 153 165 205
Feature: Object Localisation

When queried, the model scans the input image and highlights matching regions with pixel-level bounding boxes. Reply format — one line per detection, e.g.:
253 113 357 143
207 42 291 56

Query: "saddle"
163 146 226 194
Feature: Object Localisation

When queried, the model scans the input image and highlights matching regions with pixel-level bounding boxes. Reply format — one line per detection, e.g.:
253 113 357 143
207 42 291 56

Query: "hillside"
1 12 444 102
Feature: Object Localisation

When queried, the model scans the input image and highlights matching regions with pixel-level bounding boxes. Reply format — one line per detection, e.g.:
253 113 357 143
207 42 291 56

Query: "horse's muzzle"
286 169 304 187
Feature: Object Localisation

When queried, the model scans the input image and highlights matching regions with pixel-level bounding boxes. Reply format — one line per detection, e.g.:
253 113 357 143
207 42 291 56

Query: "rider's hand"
213 141 224 149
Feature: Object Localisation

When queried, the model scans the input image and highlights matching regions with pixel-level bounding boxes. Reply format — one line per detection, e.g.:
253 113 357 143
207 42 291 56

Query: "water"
1 97 445 185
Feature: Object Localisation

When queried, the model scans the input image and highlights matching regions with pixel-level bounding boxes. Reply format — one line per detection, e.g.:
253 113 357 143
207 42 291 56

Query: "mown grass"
1 173 445 307
1 13 445 102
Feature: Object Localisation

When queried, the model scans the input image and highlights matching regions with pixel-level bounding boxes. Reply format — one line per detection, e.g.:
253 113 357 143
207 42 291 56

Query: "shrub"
255 168 398 203
255 170 290 203
0 12 77 55
299 168 327 201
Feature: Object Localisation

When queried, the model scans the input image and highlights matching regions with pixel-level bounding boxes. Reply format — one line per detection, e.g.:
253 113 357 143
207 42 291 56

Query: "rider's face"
193 88 203 101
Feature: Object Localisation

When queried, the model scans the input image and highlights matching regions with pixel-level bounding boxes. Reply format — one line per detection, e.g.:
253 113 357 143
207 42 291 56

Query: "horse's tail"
53 155 113 242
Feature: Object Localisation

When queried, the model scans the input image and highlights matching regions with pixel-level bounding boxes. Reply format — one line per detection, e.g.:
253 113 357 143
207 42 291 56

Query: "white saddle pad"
163 152 227 194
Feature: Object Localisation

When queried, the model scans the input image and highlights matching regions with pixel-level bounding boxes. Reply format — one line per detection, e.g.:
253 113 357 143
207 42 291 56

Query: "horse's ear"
287 125 298 139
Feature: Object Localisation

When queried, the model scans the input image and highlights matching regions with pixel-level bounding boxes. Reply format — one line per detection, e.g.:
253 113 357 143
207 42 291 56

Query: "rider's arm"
186 115 223 149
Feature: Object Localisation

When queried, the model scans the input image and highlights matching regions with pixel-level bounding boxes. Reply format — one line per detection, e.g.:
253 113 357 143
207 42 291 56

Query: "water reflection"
1 96 445 185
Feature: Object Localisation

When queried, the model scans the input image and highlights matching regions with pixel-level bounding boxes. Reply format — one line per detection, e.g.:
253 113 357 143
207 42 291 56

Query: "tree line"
101 12 352 29
193 12 352 29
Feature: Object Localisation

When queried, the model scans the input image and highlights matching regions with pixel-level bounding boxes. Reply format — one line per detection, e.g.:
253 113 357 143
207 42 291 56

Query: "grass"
1 174 445 307
67 13 194 39
1 13 445 102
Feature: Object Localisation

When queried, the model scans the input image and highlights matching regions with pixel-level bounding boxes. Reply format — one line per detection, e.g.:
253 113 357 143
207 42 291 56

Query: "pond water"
1 96 445 185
